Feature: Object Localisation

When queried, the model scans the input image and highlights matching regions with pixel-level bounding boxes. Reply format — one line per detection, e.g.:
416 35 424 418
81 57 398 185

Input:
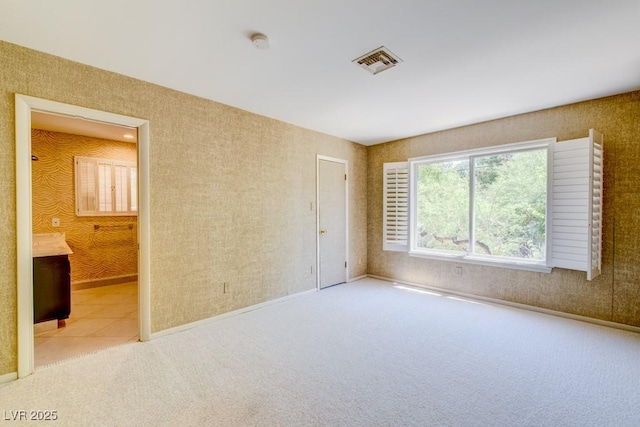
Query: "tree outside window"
414 148 546 261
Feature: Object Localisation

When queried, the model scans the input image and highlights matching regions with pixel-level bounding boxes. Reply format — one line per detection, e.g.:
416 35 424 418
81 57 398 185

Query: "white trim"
316 154 348 165
367 275 640 335
347 274 367 283
408 137 555 163
468 157 476 256
409 137 555 271
0 372 18 385
15 95 34 379
407 251 553 273
150 288 317 340
137 120 151 342
408 160 418 255
22 95 146 127
546 139 554 267
14 94 152 378
316 155 349 290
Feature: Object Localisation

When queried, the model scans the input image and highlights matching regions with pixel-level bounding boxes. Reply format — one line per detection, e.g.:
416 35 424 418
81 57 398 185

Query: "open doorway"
31 112 139 367
15 95 150 378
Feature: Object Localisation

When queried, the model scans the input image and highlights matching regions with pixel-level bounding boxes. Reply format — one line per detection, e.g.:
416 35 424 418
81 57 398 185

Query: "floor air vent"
352 46 402 75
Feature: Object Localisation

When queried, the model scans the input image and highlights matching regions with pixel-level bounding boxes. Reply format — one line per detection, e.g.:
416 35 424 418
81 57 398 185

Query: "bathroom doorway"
31 114 139 367
15 95 151 378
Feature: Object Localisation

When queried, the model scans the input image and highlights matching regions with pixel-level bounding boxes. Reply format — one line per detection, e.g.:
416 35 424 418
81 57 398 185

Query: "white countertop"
33 232 73 257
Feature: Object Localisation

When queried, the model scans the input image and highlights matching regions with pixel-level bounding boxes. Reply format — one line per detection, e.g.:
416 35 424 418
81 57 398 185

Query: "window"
472 149 547 261
410 140 549 269
75 156 137 216
384 130 604 279
414 158 470 253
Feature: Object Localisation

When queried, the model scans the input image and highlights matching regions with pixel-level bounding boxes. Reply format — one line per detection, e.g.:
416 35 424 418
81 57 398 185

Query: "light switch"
52 218 60 227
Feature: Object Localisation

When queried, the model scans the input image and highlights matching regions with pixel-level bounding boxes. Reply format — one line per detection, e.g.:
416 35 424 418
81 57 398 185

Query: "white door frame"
315 155 349 290
15 94 151 378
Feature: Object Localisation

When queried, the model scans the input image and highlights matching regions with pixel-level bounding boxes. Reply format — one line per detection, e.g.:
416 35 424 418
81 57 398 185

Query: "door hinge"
345 261 347 268
345 174 347 181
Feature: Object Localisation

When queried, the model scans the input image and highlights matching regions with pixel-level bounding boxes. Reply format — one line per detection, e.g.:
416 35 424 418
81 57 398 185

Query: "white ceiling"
2 0 639 145
31 111 137 143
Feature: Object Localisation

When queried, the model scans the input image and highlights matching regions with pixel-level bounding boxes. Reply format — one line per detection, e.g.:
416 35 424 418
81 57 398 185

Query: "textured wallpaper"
0 41 367 376
31 129 138 283
368 91 640 327
4 39 636 380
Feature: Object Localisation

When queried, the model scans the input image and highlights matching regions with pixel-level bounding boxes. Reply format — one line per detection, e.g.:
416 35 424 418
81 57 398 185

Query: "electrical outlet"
223 282 229 294
455 267 463 276
52 218 60 227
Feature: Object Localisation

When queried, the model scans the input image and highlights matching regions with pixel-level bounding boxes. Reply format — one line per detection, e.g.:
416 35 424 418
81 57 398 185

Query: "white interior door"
318 157 347 289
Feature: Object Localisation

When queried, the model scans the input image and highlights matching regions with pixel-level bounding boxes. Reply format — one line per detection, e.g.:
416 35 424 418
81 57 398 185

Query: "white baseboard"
150 288 318 340
368 274 640 335
0 371 18 386
348 274 367 283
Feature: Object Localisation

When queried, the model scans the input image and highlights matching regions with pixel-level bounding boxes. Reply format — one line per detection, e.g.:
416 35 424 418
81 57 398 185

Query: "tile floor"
34 282 139 368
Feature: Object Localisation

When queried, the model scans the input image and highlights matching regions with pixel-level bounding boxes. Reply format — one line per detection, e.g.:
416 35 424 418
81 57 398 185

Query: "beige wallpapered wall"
31 129 138 283
0 41 368 375
368 91 640 327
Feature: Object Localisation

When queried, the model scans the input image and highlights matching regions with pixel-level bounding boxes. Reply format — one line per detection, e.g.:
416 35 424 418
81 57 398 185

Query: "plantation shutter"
130 167 138 212
588 129 603 280
97 161 113 212
75 156 137 216
383 162 409 251
76 157 97 213
113 164 129 212
550 129 603 280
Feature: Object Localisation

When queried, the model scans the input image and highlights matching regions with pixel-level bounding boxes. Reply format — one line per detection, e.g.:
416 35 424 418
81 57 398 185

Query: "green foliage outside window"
416 160 469 252
415 148 546 260
474 150 546 260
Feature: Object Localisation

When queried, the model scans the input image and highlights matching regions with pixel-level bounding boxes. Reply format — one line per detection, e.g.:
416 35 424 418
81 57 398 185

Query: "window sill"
76 212 138 217
408 251 552 274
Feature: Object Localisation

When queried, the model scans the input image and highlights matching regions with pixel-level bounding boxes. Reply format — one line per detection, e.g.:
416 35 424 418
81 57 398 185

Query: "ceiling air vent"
352 46 402 75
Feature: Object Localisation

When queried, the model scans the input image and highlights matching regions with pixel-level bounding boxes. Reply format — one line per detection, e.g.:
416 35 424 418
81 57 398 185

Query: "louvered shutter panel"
113 164 128 212
97 161 113 212
130 167 138 212
383 162 409 251
76 157 97 214
550 129 603 280
588 129 603 280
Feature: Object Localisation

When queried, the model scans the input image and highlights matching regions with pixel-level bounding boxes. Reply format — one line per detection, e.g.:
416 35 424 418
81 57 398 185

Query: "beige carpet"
1 278 639 426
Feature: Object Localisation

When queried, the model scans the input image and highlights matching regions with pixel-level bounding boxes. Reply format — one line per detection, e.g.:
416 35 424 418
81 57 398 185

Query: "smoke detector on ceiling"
251 33 270 50
352 46 402 75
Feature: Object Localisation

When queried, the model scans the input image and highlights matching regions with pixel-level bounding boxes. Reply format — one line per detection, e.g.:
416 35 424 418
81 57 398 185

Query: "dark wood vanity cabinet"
33 255 71 323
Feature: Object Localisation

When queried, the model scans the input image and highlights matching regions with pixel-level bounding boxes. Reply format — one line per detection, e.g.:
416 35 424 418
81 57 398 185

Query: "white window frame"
75 156 138 217
408 138 556 273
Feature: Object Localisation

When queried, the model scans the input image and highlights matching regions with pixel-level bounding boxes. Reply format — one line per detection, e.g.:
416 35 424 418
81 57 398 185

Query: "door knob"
320 229 327 235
